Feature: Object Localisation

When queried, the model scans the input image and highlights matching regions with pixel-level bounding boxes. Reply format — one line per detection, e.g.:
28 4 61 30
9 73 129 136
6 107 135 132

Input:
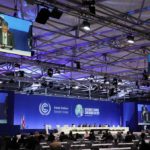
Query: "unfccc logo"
39 102 51 116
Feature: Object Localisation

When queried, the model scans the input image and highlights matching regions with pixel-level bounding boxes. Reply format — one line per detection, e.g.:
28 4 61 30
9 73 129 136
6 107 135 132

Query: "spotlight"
19 71 24 77
136 80 139 89
47 68 53 77
109 88 115 96
14 63 20 68
82 0 95 5
48 82 53 88
9 79 15 83
41 82 47 87
49 7 63 19
82 20 90 31
74 61 81 69
127 34 134 44
35 8 50 24
113 78 118 86
104 76 107 83
89 5 95 14
143 70 148 80
74 85 79 90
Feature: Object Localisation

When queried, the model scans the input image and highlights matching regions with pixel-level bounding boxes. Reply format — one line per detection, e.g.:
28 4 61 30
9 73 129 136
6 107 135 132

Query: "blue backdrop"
14 94 121 129
0 93 8 123
122 102 137 131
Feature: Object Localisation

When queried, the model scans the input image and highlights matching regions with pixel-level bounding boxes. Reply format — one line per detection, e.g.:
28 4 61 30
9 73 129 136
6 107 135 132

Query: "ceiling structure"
0 0 150 101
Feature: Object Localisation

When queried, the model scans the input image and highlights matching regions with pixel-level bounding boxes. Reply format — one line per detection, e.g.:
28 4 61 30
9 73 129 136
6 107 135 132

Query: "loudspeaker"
35 8 50 24
50 7 63 19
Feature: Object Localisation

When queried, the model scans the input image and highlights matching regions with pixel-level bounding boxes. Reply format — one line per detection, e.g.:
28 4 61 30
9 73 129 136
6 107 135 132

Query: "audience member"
48 132 55 142
139 132 150 150
125 131 132 142
116 131 123 142
84 131 89 139
59 132 68 142
68 131 75 141
107 132 114 142
89 130 95 141
50 139 62 150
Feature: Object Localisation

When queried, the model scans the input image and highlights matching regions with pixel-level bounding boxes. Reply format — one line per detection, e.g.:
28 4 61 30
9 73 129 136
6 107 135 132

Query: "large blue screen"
14 94 121 129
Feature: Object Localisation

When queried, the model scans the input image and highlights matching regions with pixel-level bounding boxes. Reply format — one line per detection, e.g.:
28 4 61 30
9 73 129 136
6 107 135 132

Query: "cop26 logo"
39 102 51 116
75 104 84 117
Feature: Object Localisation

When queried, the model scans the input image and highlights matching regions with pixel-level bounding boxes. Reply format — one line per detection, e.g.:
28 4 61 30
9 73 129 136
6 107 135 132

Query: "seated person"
84 131 89 139
116 132 123 142
89 130 95 141
125 131 132 143
68 131 75 141
48 132 55 142
59 132 68 142
75 133 82 140
101 130 109 141
50 140 61 150
107 132 114 142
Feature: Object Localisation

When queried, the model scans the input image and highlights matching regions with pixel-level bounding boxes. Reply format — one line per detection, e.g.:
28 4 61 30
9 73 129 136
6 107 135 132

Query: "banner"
14 94 121 129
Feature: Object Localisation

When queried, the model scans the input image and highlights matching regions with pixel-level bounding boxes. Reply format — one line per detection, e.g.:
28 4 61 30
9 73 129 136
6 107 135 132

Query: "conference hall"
0 0 150 150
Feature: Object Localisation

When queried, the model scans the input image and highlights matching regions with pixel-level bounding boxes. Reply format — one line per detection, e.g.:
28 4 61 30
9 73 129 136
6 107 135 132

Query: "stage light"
143 70 148 80
49 7 63 19
74 85 79 90
47 68 53 77
14 63 20 68
74 61 81 69
82 0 95 5
48 82 53 88
9 79 15 83
41 82 47 87
127 34 134 44
109 88 115 96
82 20 90 31
136 80 139 89
113 78 118 86
19 71 24 77
35 8 50 24
89 5 95 14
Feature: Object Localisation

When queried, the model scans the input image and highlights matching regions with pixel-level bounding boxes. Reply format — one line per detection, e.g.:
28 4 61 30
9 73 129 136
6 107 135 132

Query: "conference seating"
118 142 134 147
61 141 68 144
41 145 50 149
99 147 131 150
70 144 88 150
91 143 113 150
92 143 113 147
71 144 86 148
40 142 50 150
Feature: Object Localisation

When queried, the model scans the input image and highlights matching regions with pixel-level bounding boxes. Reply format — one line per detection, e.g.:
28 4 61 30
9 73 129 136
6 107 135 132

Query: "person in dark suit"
48 132 55 142
0 16 14 49
141 105 149 122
